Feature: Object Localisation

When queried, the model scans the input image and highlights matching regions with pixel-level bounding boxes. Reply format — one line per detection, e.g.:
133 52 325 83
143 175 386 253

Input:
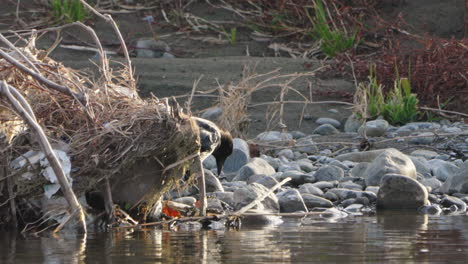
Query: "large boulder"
233 158 276 182
377 174 428 210
223 138 250 174
233 183 279 212
365 148 417 186
276 189 307 213
439 164 468 194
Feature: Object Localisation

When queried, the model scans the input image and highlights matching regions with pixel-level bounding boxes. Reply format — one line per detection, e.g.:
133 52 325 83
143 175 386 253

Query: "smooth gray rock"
277 149 294 160
276 189 308 213
254 175 279 189
233 183 279 212
338 181 363 191
233 158 276 181
409 156 432 178
344 203 364 212
418 204 443 215
201 107 222 121
261 155 281 170
396 122 440 136
203 155 217 170
135 39 170 58
316 117 341 128
281 170 315 185
358 119 389 137
223 138 251 174
293 159 315 172
204 169 225 192
174 197 197 206
295 137 318 154
335 149 388 163
291 130 306 139
409 132 435 145
312 181 336 190
428 159 459 182
314 165 344 181
365 148 417 186
349 162 370 178
329 160 349 170
344 114 364 133
313 124 339 135
410 149 438 160
439 164 468 194
365 186 379 195
298 183 324 197
302 194 333 209
420 177 442 191
278 163 301 172
222 181 247 192
441 196 467 212
326 188 377 202
207 198 224 213
212 191 235 207
377 174 429 210
256 131 292 142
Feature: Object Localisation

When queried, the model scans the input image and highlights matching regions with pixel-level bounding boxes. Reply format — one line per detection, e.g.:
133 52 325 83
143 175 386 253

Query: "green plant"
363 65 420 126
222 27 237 45
311 0 358 57
50 0 88 23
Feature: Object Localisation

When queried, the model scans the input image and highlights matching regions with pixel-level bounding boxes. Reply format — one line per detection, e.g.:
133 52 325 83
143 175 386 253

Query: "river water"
1 212 468 263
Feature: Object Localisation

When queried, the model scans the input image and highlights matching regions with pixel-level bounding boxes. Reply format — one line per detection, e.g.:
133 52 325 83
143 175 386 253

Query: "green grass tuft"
50 0 88 23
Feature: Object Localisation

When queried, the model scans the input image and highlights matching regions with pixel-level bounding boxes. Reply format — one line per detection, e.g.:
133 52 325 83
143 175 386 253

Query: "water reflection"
1 213 468 263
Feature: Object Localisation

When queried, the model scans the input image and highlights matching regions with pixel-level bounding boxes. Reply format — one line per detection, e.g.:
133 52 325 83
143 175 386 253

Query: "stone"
441 196 467 212
277 149 294 160
377 174 429 210
344 114 364 133
233 158 276 182
315 117 341 128
256 131 292 142
326 188 377 202
328 160 349 170
203 155 216 170
409 156 432 178
295 137 318 154
212 191 235 207
410 149 438 160
365 186 379 195
418 204 442 215
344 204 364 213
223 138 251 174
349 162 370 178
312 181 336 190
302 194 333 209
281 170 315 186
174 197 197 206
278 163 301 172
313 124 339 135
200 107 222 121
261 155 281 170
335 149 389 163
293 160 315 173
135 39 170 58
314 165 344 181
291 130 306 139
233 183 279 212
420 177 442 191
222 181 247 192
396 122 440 136
324 191 338 202
276 189 307 213
204 169 224 192
298 183 324 197
439 164 468 194
409 132 435 145
207 198 224 213
358 119 389 137
254 175 279 189
338 181 363 191
365 148 417 186
428 159 459 182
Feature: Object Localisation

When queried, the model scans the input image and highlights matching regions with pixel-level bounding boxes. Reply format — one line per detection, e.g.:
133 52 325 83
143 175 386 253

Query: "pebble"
313 124 339 135
315 117 341 128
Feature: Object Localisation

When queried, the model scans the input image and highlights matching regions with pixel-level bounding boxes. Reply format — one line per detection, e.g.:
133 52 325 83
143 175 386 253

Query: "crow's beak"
216 156 227 176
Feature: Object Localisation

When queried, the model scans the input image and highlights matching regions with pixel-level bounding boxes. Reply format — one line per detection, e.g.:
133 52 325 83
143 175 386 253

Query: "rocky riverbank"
163 117 468 227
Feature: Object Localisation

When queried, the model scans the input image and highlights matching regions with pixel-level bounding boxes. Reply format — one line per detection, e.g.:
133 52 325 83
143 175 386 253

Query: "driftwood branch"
0 81 87 233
